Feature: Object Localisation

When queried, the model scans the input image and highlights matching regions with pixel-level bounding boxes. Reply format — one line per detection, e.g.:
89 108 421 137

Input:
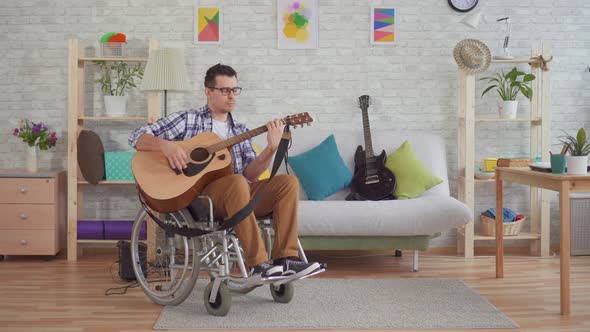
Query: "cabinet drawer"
0 178 54 204
0 204 56 230
0 230 58 255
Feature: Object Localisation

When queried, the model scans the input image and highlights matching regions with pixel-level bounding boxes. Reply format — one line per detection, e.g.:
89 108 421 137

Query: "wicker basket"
101 42 126 57
479 214 525 236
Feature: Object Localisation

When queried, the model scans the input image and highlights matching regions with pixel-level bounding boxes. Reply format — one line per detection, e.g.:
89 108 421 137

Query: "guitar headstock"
358 95 370 111
284 112 313 128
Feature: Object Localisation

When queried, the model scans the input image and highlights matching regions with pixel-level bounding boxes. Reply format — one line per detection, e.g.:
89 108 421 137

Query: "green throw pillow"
384 140 443 199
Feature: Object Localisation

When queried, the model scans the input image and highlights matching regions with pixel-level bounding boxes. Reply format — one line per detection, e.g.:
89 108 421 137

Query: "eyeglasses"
207 86 242 96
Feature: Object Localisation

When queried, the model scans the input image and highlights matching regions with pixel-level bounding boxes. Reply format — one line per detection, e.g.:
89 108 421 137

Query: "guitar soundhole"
190 148 210 163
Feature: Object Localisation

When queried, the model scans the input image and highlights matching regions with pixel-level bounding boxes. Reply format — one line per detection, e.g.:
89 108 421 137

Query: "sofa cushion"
384 140 443 199
252 130 450 200
289 134 352 201
297 196 472 236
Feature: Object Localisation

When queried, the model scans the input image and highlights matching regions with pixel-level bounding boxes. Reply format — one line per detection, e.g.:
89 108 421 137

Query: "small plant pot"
501 100 518 119
104 95 128 117
566 155 588 175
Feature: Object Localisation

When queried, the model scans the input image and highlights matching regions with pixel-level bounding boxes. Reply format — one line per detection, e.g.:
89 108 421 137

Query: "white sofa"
253 129 472 271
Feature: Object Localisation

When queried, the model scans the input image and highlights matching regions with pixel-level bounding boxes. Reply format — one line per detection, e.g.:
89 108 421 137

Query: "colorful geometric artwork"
371 6 397 45
194 5 222 44
277 0 318 49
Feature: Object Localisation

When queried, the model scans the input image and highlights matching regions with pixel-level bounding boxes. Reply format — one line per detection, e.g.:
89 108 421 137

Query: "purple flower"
32 123 42 133
12 119 58 150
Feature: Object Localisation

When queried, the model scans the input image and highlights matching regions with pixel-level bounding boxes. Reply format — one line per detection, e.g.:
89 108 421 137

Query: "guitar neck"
208 124 269 153
360 107 374 158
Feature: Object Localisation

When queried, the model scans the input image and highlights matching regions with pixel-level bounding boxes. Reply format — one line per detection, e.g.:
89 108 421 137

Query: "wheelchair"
129 194 324 316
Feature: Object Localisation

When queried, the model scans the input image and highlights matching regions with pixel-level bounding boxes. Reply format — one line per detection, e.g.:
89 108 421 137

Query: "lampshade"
461 11 482 29
141 48 191 92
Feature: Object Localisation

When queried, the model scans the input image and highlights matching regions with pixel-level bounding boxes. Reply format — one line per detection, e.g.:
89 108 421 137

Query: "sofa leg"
412 250 419 272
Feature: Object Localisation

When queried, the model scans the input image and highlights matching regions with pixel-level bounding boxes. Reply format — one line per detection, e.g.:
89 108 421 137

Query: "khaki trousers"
202 174 300 267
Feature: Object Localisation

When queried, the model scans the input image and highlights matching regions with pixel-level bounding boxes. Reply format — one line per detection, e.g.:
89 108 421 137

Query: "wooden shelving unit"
456 42 552 258
67 38 161 261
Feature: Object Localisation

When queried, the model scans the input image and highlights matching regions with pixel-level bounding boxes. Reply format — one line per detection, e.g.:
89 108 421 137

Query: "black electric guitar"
350 95 396 200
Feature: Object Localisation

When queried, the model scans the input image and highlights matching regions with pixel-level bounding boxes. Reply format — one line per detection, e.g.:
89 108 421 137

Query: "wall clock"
448 0 478 13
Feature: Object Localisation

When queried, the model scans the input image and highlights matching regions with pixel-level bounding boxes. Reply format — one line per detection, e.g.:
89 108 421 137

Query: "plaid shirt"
128 105 257 175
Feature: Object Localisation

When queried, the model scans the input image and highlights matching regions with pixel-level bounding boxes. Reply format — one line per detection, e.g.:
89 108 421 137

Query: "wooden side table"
0 169 66 259
495 167 590 315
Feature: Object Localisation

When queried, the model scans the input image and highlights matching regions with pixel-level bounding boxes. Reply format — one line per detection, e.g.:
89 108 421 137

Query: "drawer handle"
20 187 28 194
19 240 28 246
20 213 28 220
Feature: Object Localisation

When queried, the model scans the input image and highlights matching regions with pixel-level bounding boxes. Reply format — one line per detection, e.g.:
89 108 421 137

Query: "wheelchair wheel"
131 208 200 306
204 280 232 316
270 283 294 303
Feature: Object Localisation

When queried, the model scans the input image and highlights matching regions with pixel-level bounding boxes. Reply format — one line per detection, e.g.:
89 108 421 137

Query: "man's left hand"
266 118 285 151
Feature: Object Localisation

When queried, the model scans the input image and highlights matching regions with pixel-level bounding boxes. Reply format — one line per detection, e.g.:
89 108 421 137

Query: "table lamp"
493 17 514 60
141 48 191 117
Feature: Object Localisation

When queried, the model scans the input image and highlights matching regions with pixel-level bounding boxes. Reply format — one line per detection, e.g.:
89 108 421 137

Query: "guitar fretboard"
360 106 374 159
207 125 269 153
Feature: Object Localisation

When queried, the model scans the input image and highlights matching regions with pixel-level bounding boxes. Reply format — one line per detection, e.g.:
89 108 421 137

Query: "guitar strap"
138 126 292 238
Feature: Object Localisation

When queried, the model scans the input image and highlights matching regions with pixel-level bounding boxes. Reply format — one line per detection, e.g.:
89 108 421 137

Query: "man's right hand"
160 140 189 170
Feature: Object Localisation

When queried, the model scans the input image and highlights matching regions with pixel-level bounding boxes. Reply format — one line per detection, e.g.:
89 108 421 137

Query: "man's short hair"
204 63 237 88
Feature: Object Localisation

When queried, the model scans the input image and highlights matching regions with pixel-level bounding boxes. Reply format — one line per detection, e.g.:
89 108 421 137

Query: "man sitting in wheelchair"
129 63 324 283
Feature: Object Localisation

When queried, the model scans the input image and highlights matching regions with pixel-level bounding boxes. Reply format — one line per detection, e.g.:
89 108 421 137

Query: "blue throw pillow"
289 134 352 201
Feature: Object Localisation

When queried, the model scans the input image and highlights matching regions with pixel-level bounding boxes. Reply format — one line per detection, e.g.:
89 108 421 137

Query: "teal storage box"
104 151 135 181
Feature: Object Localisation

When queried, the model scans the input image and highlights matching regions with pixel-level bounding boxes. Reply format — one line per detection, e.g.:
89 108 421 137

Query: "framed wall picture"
277 0 319 49
194 4 222 44
370 6 397 45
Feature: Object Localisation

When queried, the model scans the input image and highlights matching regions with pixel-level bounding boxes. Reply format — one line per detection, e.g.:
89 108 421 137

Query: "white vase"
26 145 38 173
566 155 588 175
501 100 518 119
104 95 128 117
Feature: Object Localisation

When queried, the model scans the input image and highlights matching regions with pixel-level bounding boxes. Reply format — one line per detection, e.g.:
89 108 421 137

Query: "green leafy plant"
480 67 536 101
94 61 144 96
12 119 58 150
560 128 590 156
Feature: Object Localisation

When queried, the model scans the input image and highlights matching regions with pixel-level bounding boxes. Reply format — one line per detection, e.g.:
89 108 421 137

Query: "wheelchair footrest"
237 274 289 288
271 266 326 286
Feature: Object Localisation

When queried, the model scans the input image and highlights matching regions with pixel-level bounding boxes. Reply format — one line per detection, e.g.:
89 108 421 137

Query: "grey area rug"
154 278 518 330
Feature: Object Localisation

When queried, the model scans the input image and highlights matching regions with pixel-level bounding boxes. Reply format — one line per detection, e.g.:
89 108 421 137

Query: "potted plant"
480 67 536 119
94 61 144 116
12 119 58 172
560 128 590 175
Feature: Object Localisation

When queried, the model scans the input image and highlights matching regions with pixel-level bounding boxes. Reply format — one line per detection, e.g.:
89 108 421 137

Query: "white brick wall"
1 0 589 249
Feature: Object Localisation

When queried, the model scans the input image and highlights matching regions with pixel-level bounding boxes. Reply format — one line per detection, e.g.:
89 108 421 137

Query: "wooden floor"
1 251 590 332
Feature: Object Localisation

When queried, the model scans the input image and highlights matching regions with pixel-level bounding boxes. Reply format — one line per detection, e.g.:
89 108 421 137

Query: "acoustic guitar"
132 112 313 213
350 95 396 200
